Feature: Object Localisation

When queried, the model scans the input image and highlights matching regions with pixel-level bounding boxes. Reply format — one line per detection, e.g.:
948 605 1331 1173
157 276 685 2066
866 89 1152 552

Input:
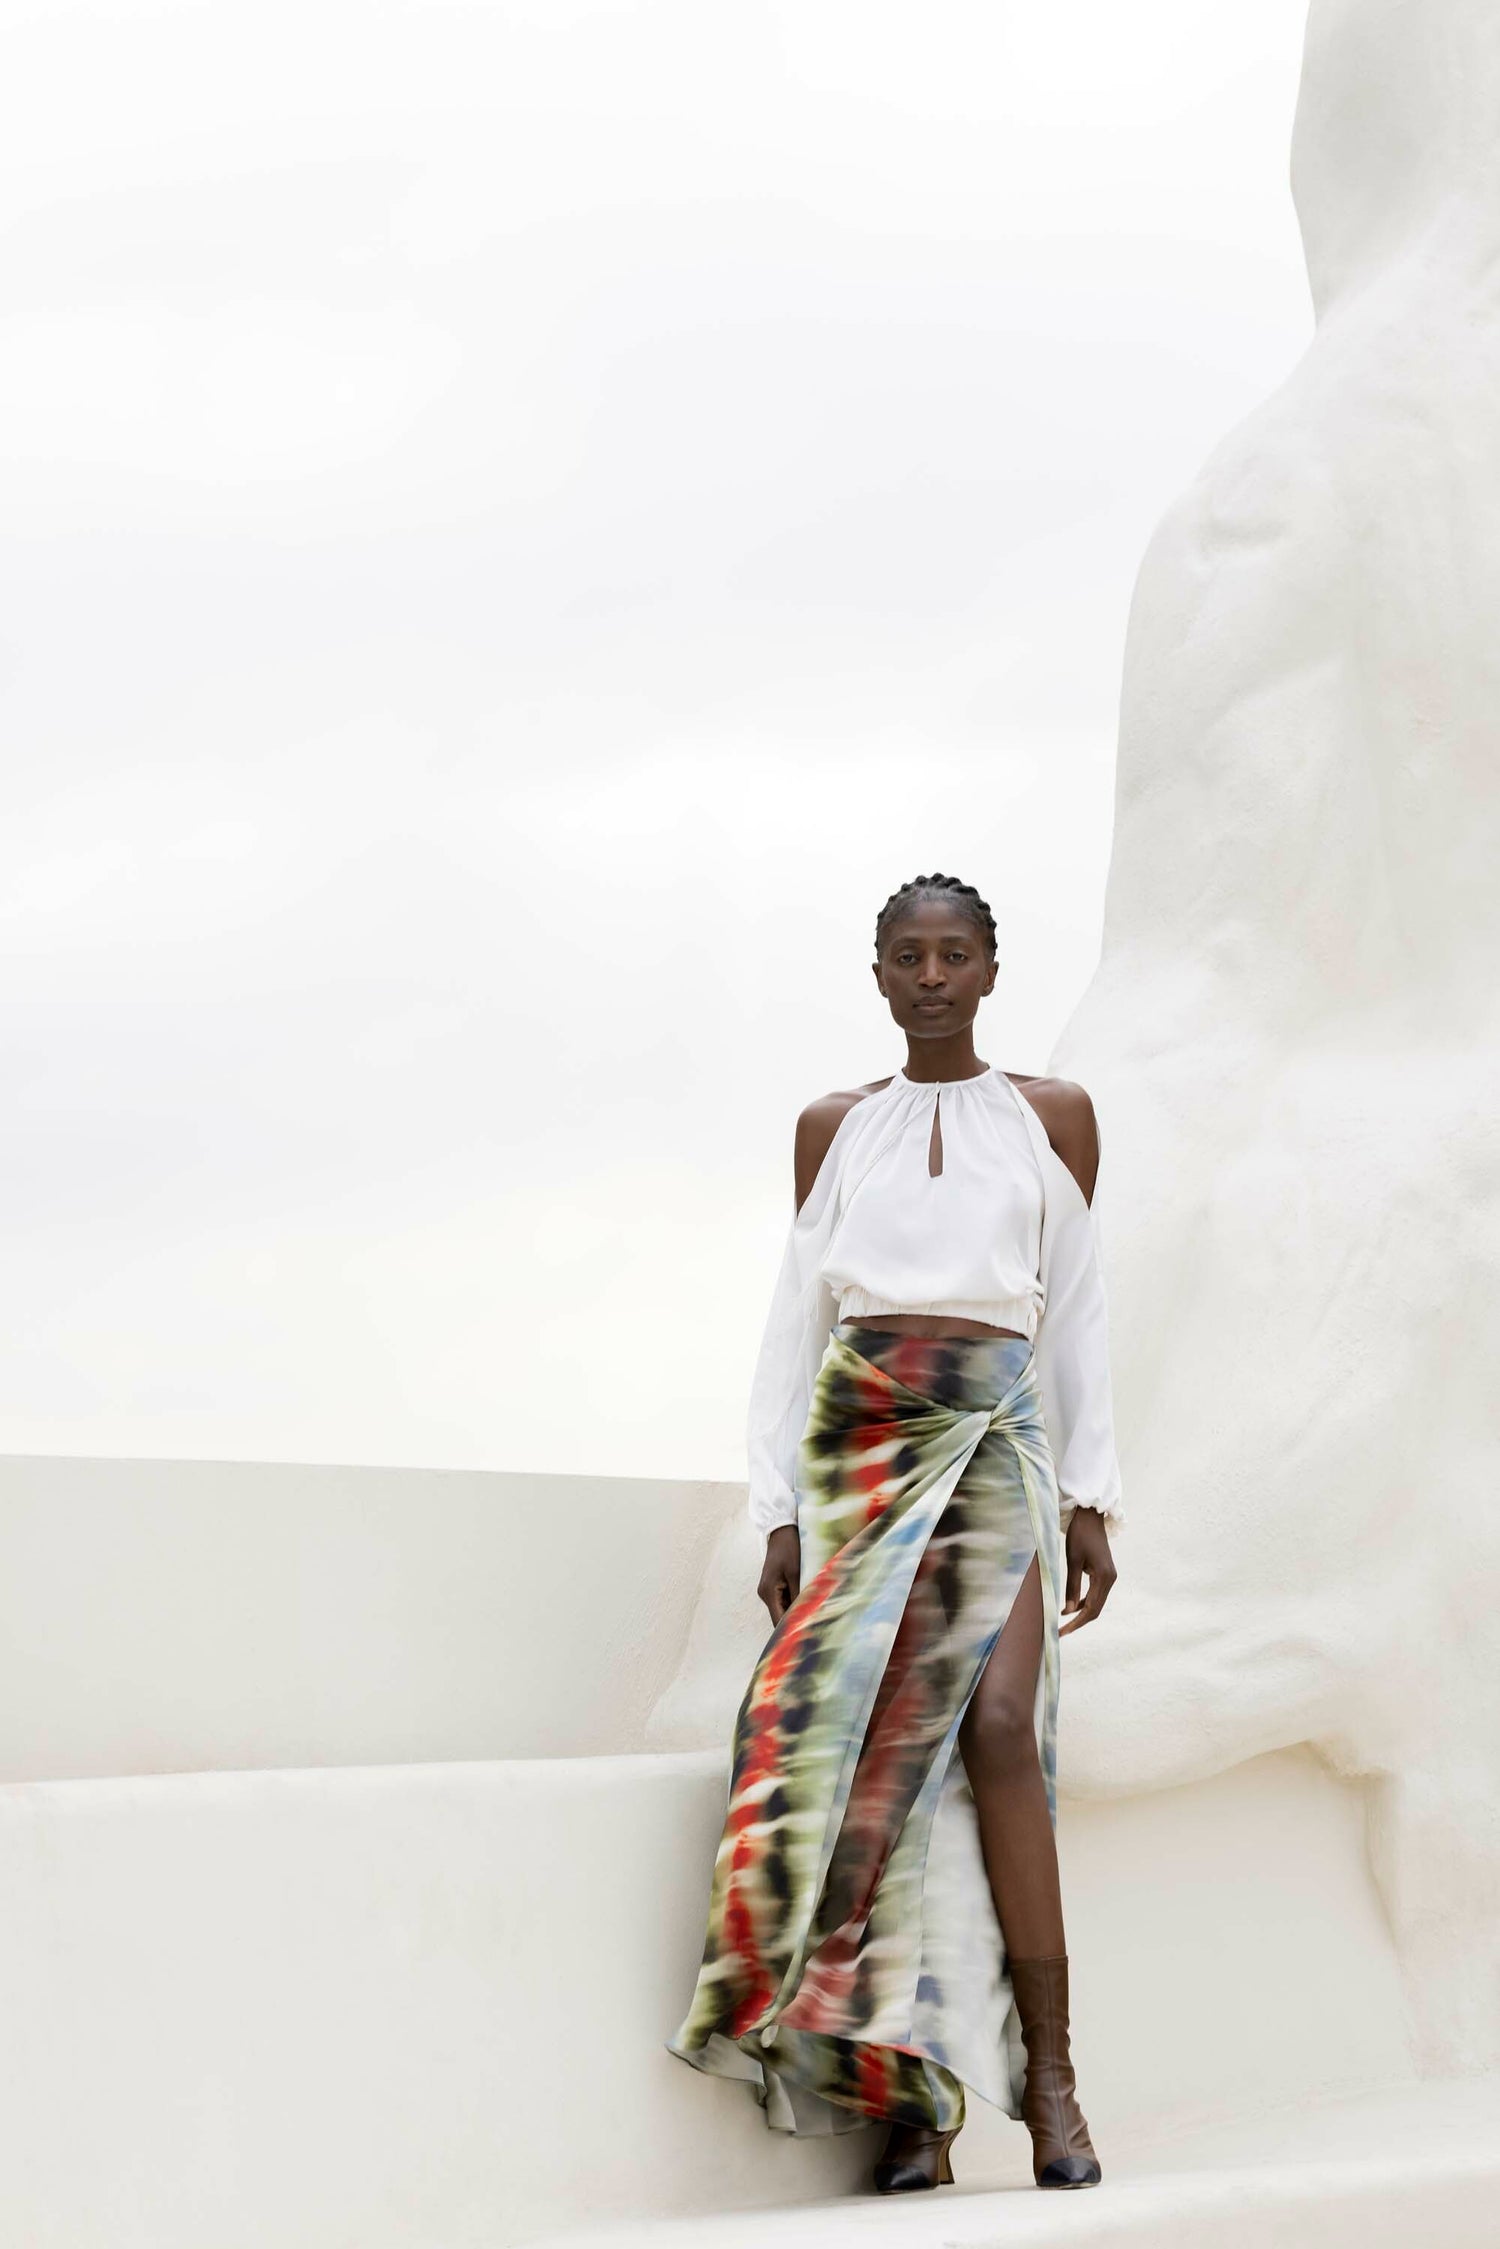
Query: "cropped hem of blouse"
745 1063 1125 1543
834 1283 1041 1337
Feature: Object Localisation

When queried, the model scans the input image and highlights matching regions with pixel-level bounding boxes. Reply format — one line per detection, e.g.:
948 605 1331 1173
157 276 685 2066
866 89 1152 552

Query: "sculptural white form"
1055 0 1500 2074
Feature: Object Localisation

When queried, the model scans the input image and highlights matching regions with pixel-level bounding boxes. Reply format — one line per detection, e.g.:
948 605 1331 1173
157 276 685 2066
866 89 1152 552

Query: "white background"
0 0 1311 1479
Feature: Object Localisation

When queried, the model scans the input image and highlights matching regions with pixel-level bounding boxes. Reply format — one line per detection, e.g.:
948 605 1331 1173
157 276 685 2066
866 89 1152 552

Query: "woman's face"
873 898 996 1039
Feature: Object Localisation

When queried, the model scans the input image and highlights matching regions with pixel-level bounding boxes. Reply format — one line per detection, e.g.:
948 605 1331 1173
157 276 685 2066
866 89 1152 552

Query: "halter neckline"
896 1062 1001 1089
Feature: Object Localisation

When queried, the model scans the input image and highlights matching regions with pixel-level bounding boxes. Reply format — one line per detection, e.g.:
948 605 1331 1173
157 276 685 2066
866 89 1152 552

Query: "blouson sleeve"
744 1220 841 1541
1031 1164 1126 1534
744 1102 869 1543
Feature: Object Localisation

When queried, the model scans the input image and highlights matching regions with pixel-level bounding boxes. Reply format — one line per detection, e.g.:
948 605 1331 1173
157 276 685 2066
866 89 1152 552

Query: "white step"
0 1741 1429 2249
541 2079 1500 2248
0 1453 741 1778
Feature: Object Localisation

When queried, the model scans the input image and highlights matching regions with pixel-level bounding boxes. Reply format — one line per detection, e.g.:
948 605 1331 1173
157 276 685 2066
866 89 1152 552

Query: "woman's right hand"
757 1525 801 1626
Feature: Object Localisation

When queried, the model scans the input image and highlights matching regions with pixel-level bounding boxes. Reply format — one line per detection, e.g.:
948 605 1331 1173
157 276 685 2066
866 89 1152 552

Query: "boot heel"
872 2122 960 2194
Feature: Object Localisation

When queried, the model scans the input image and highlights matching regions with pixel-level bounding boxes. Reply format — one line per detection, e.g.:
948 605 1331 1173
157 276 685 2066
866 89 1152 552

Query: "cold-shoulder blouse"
745 1062 1125 1541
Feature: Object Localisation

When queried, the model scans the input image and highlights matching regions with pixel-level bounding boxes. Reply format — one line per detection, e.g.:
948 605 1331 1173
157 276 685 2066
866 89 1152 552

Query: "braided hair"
874 872 997 962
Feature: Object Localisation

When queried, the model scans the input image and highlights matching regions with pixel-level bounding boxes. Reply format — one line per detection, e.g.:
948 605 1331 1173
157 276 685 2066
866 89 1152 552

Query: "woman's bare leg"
958 1549 1101 2184
956 1551 1063 1955
878 1552 1060 2176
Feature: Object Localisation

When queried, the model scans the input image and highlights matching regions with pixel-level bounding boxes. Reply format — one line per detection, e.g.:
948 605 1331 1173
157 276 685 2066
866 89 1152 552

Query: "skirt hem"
664 2026 1027 2138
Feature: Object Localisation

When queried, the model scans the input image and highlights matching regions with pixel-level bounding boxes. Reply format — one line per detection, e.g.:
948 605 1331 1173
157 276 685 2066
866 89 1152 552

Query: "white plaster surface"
546 2078 1500 2249
648 1502 773 1751
0 1746 1417 2249
0 1456 738 1778
996 0 1500 2078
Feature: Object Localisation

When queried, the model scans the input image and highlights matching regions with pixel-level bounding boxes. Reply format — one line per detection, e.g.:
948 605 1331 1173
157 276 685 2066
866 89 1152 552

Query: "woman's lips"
915 1001 950 1013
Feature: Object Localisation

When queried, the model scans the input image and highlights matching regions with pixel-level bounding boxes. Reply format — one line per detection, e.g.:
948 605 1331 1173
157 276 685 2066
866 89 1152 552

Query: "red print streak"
722 1576 837 2039
851 1419 901 1526
856 2041 891 2116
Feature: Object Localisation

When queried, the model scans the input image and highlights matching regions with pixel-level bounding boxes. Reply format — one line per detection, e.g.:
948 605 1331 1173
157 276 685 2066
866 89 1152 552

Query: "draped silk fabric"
745 1066 1125 1541
668 1326 1063 2135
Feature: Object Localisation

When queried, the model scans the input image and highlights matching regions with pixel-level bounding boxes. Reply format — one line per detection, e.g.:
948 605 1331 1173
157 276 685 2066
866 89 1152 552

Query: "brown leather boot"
871 2119 960 2193
1008 1954 1102 2187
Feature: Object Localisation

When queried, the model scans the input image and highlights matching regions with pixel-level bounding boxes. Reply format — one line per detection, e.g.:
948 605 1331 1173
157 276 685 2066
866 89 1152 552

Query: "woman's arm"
1023 1078 1123 1632
749 1088 871 1623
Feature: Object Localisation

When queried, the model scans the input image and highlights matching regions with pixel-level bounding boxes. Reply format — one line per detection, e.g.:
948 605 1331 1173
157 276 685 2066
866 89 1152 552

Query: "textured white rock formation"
1054 0 1500 2074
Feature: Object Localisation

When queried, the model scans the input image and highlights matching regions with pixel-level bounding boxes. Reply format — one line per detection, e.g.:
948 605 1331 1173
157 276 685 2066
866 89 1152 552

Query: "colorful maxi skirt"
667 1322 1065 2138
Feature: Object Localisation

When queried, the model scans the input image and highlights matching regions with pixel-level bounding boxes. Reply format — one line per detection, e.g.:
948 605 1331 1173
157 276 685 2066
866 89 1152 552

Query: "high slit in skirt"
667 1322 1065 2137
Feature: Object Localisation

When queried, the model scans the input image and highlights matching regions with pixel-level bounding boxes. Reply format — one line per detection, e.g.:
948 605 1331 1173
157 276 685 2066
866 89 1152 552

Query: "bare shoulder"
1005 1072 1100 1207
793 1073 895 1212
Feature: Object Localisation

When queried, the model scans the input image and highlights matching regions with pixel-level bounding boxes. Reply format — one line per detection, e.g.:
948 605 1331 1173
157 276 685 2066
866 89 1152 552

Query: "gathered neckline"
896 1062 1003 1089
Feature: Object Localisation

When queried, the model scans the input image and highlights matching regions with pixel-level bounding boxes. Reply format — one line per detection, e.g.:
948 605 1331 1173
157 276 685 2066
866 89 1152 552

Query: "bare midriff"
842 1314 1028 1340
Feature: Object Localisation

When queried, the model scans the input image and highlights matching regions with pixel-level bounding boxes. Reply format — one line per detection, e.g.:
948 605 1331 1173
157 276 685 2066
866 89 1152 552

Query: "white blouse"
745 1063 1125 1541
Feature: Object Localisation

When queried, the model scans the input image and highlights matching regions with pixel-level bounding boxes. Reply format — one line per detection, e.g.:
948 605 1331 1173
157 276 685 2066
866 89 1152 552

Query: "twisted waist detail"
826 1323 1049 1452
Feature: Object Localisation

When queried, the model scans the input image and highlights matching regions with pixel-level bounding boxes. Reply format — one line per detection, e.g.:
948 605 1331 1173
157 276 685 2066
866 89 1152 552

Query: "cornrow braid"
874 871 998 961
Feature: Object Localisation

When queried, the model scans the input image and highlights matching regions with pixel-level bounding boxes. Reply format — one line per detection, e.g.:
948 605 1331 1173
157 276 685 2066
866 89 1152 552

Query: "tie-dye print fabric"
667 1322 1065 2137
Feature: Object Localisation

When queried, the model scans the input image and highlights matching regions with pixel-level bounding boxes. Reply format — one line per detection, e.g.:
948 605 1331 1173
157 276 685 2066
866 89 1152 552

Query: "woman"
668 871 1124 2196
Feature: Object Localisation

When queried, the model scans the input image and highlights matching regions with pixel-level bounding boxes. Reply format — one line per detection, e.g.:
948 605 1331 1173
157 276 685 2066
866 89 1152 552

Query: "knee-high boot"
1008 1953 1102 2188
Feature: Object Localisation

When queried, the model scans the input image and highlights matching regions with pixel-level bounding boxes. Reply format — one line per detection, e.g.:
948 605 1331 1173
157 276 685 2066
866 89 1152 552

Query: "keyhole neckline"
897 1062 999 1088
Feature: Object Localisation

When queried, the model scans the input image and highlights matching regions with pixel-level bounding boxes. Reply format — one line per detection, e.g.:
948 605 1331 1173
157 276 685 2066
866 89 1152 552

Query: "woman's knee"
960 1689 1039 1782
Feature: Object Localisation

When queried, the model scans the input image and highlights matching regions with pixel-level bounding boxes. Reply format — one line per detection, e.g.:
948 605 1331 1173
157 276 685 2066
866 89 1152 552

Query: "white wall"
0 1455 741 1781
0 2 1309 1482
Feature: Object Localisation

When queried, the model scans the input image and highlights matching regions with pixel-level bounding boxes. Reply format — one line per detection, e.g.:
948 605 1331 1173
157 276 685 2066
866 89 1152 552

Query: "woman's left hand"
1060 1506 1116 1634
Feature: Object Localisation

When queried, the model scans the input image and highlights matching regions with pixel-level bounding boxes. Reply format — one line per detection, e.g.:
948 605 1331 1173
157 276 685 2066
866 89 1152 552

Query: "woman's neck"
901 1037 988 1083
